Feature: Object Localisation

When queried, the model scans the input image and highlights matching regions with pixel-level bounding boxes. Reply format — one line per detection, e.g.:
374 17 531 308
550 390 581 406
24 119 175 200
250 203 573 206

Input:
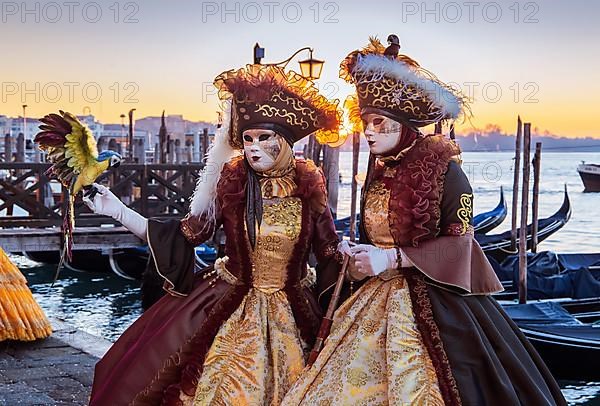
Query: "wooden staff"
511 116 522 252
519 123 532 304
531 142 542 253
308 254 350 366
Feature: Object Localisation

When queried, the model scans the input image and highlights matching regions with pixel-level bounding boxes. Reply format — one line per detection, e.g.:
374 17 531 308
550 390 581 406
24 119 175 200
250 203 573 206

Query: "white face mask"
362 113 402 156
242 129 283 172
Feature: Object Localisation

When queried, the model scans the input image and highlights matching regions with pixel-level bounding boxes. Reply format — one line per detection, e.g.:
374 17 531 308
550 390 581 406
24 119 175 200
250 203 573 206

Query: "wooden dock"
0 226 141 252
0 162 203 253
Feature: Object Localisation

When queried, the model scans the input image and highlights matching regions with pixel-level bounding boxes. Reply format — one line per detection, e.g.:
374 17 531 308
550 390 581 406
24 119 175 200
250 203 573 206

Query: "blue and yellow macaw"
34 110 121 279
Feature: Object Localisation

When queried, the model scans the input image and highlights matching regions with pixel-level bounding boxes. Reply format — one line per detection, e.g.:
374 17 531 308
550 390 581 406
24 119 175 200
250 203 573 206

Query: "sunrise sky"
1 0 599 137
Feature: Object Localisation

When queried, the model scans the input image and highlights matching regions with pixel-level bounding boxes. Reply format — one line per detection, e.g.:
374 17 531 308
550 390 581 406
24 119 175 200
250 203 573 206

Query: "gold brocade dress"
282 180 444 405
181 197 307 406
0 247 52 341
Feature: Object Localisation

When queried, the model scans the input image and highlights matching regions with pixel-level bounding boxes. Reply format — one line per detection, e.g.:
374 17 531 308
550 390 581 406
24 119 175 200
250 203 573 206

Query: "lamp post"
128 109 136 160
22 105 27 140
120 114 126 140
253 43 324 80
253 43 333 209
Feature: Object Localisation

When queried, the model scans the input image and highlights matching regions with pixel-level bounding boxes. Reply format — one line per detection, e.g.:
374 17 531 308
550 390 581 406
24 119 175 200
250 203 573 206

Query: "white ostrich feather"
353 53 464 120
189 99 240 220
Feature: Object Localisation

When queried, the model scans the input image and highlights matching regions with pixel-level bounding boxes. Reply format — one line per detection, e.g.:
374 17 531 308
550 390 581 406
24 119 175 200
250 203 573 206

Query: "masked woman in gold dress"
87 64 342 405
282 36 566 406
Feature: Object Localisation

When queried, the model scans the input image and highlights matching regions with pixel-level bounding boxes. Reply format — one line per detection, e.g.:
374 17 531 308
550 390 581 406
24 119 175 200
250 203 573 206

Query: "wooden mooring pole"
322 145 340 217
511 116 522 252
4 133 13 162
349 132 360 242
531 142 542 253
193 131 201 162
202 128 209 160
519 123 532 304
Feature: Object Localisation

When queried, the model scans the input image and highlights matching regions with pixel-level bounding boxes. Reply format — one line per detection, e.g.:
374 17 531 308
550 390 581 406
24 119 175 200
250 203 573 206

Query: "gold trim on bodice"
363 180 395 249
251 197 302 293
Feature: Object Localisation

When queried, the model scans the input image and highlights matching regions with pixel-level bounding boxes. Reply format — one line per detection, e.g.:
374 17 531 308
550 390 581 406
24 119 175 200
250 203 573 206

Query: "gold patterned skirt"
282 274 444 406
180 288 306 405
0 248 52 341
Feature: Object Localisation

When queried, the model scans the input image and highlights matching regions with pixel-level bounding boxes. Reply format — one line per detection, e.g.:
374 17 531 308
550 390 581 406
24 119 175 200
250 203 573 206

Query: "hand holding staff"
308 254 350 366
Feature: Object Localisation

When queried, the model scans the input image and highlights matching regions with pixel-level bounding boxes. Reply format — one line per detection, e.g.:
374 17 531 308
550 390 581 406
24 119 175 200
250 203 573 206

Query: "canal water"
8 151 600 404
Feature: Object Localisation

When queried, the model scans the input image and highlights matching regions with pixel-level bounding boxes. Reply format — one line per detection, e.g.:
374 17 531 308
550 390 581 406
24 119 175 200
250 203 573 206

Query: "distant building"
136 114 215 147
9 116 42 141
76 115 104 137
0 115 10 136
0 112 214 153
99 123 149 148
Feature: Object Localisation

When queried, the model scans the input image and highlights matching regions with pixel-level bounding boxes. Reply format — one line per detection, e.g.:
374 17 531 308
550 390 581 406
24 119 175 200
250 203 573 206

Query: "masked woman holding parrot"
85 63 342 405
282 36 566 406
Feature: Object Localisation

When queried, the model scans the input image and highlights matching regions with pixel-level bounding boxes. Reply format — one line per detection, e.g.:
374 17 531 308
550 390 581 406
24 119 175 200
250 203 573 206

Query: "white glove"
337 240 355 256
83 183 148 241
350 244 398 277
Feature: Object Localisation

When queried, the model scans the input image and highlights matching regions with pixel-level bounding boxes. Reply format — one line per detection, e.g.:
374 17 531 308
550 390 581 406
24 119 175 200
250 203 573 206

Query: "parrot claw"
83 185 99 201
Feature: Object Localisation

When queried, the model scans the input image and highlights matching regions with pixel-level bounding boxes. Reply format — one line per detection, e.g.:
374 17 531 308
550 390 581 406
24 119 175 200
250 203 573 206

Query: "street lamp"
298 50 324 81
253 43 325 81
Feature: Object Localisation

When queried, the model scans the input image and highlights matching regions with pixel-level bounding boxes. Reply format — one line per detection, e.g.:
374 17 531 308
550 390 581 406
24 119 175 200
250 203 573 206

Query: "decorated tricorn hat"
340 35 468 130
214 64 341 148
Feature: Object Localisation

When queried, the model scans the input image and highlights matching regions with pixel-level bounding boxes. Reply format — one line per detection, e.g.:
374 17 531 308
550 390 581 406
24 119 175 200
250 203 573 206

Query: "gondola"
108 244 218 281
333 187 508 238
23 250 111 273
501 300 600 379
476 186 572 262
492 251 600 301
108 247 149 280
473 187 507 234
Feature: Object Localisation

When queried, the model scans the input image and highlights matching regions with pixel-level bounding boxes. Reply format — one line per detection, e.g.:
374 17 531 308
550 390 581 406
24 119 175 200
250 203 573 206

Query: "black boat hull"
578 170 600 192
109 248 148 280
477 187 571 262
473 187 507 234
502 300 600 380
520 325 600 379
24 250 111 273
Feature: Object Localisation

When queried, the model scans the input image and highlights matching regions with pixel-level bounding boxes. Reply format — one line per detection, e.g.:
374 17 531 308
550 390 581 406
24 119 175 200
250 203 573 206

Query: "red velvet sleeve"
313 207 342 264
179 212 219 247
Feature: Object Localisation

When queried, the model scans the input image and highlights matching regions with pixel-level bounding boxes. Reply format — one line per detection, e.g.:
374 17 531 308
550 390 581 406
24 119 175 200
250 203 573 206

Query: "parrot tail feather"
53 191 75 286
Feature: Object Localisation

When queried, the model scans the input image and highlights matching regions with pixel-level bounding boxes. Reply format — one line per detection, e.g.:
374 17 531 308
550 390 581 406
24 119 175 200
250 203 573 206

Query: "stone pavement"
0 318 111 405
